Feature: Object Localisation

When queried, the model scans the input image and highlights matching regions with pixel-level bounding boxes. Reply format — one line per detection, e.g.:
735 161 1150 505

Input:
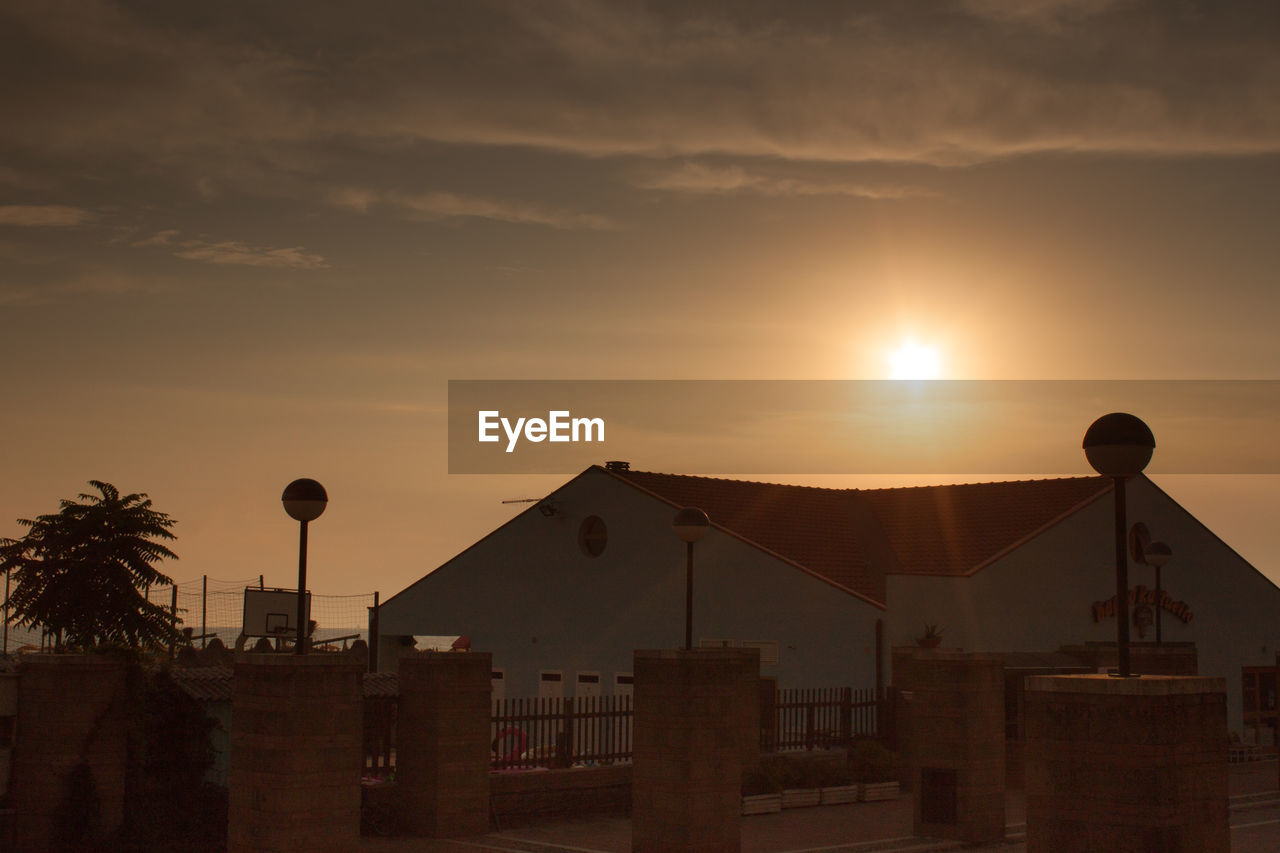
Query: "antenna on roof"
501 496 558 518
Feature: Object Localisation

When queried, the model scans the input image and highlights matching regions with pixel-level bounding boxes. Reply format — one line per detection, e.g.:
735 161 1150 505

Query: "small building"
377 464 1280 745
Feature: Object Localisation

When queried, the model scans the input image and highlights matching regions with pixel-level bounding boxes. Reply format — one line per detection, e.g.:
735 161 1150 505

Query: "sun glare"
888 340 943 380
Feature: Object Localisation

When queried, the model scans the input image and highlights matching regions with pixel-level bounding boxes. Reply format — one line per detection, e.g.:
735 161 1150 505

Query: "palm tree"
0 481 181 650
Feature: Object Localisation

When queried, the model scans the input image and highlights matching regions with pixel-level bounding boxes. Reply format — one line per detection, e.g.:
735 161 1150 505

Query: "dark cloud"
1 0 1277 190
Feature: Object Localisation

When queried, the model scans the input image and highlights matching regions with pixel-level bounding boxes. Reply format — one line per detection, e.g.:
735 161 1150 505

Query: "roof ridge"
864 475 1106 494
614 468 853 494
612 468 1104 495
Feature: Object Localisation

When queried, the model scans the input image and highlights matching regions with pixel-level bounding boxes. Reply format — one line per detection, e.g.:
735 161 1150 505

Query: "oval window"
579 516 607 557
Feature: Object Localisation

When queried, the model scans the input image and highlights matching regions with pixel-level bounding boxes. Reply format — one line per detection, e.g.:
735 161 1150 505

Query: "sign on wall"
1091 584 1193 629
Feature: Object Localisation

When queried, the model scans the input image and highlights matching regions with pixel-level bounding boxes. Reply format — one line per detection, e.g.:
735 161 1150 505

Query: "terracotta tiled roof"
363 671 399 698
602 468 1111 606
862 477 1112 577
610 470 882 605
170 665 233 702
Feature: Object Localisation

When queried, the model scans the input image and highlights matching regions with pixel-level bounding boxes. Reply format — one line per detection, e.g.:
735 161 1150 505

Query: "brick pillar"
1024 675 1228 853
396 651 492 837
897 649 1004 844
9 655 129 852
632 648 759 853
229 655 364 853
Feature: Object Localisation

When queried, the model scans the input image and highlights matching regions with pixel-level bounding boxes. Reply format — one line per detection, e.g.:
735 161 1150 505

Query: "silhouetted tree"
0 481 181 650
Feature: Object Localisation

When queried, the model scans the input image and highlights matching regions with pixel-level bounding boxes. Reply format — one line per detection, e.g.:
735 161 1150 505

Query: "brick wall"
632 648 759 853
396 651 492 838
895 649 1005 844
9 655 129 852
1024 674 1228 852
228 655 364 853
491 764 630 825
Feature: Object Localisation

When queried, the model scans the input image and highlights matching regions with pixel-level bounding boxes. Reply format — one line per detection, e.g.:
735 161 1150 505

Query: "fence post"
841 687 853 747
556 696 575 768
168 584 178 660
759 678 777 753
201 575 208 648
805 689 816 750
368 591 380 673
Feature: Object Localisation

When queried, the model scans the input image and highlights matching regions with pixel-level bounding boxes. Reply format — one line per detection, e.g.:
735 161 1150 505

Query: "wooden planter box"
819 784 859 805
741 793 782 815
858 781 900 801
782 788 822 808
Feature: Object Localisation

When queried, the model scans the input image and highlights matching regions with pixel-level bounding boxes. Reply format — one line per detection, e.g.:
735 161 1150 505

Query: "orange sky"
2 1 1279 598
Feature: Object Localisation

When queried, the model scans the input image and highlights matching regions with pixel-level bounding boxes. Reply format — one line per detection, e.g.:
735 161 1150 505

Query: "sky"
2 0 1279 599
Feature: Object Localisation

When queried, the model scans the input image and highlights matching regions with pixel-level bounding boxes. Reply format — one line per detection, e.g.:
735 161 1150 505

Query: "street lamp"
672 507 710 651
1083 413 1155 678
1145 541 1172 645
282 478 328 655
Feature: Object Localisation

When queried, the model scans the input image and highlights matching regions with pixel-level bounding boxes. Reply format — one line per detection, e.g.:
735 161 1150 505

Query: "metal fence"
769 686 878 752
361 685 879 777
491 695 634 770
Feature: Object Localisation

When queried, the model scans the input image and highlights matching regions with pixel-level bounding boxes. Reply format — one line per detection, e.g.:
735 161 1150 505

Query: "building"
377 463 1280 745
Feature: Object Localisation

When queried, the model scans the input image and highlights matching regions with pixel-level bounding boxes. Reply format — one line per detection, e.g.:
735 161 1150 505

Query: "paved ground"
361 760 1280 853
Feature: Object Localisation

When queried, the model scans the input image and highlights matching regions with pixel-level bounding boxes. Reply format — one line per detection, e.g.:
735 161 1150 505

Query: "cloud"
128 229 327 268
2 0 1279 176
130 229 180 247
328 187 617 230
0 205 93 226
635 162 931 199
170 240 328 270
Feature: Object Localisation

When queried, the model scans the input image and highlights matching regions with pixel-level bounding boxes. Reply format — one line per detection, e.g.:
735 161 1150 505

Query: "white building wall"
379 468 883 696
887 476 1280 736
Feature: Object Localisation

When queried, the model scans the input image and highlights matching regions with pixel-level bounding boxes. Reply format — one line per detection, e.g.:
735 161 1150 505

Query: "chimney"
604 460 630 472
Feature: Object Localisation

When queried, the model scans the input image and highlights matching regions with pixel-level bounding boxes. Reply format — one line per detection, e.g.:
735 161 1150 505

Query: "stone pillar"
229 654 364 853
632 648 759 853
896 649 1004 844
396 651 492 837
1025 675 1228 852
9 655 129 852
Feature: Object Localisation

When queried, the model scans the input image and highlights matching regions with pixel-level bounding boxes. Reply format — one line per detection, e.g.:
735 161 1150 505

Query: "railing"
769 687 877 752
491 695 633 770
360 685 879 776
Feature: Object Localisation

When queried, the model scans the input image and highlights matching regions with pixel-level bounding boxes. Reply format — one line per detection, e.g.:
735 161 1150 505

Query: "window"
539 670 564 700
575 671 602 698
579 516 607 556
491 668 506 703
741 640 780 666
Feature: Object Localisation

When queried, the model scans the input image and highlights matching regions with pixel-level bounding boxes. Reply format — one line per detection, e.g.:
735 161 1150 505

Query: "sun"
888 340 943 380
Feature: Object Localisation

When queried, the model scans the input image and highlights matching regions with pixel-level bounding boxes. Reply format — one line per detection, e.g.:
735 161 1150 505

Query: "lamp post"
282 478 328 655
672 507 710 651
1083 413 1155 678
1145 541 1172 645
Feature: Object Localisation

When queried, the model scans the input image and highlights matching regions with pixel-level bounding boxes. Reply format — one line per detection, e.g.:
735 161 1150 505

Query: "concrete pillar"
1025 674 1228 853
9 655 129 852
229 655 364 853
396 651 492 838
896 649 1005 845
632 648 759 853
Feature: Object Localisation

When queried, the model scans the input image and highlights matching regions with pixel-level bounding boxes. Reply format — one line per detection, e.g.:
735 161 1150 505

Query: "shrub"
849 739 898 783
745 754 851 795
